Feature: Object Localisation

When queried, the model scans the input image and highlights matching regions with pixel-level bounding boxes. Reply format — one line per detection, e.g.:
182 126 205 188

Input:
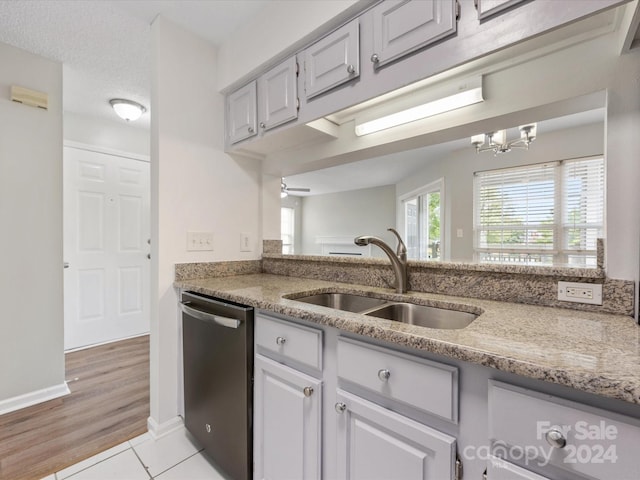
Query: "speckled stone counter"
175 273 640 405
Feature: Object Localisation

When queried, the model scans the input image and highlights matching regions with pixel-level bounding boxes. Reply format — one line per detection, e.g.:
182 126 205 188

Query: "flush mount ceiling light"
471 123 537 155
354 76 484 136
109 99 146 122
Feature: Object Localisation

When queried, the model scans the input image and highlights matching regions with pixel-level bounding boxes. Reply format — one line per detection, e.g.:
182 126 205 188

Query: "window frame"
398 178 445 261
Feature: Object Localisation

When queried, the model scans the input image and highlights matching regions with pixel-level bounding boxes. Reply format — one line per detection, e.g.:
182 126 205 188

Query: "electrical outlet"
558 281 602 305
240 232 252 252
187 231 214 251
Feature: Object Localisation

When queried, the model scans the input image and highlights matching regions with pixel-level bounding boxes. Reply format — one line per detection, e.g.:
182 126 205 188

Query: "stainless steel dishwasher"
180 291 254 480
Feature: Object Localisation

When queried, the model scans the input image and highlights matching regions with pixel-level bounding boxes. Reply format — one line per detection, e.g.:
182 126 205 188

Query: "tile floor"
40 426 228 479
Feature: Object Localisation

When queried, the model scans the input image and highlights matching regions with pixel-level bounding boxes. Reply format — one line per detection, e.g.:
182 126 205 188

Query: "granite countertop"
175 273 640 405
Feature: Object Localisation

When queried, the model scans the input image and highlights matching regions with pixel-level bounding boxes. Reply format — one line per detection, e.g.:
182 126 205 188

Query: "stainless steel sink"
291 292 388 313
365 302 477 330
290 292 478 329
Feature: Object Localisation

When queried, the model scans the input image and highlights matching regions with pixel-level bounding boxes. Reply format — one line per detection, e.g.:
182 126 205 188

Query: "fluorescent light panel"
355 77 484 136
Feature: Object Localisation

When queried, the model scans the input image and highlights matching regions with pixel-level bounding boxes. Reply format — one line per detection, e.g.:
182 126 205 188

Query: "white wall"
0 42 65 403
397 122 605 262
300 185 396 257
217 0 361 91
150 16 261 429
64 111 149 157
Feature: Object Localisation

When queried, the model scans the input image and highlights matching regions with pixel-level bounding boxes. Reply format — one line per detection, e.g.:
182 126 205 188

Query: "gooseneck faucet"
354 228 408 293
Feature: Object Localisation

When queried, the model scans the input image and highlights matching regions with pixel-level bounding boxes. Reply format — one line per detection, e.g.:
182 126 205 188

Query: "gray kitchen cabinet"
253 314 322 480
227 80 257 144
335 389 457 480
303 18 360 99
257 56 298 132
488 380 640 480
253 355 322 480
369 0 458 69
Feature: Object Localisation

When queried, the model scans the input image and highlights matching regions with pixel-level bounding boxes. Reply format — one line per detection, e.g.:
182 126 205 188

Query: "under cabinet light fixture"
354 76 484 136
109 98 146 122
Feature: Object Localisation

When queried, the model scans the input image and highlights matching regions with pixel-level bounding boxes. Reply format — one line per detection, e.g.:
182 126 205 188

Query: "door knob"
303 386 314 397
378 369 391 381
335 402 346 413
276 336 286 346
346 64 356 74
370 53 380 64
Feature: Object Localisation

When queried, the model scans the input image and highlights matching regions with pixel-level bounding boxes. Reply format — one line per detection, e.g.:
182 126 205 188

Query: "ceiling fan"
281 178 310 197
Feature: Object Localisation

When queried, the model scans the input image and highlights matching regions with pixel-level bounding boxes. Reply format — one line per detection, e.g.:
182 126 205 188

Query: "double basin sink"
290 292 478 330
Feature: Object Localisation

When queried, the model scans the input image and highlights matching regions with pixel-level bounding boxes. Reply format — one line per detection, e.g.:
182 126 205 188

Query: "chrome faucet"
354 228 408 293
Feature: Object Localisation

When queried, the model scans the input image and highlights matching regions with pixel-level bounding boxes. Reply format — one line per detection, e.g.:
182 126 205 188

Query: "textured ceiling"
0 0 270 129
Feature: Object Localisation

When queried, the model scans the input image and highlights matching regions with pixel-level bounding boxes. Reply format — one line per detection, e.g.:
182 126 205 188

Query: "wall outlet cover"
558 281 602 305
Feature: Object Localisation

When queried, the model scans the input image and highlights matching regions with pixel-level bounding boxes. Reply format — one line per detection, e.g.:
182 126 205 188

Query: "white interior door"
63 145 150 350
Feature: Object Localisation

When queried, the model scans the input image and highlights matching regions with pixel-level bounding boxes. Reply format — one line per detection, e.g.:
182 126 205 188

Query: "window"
281 207 295 254
473 157 604 266
400 179 443 260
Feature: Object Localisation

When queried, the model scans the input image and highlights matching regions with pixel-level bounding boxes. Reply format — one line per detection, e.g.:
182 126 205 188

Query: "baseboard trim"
147 415 184 440
0 382 70 416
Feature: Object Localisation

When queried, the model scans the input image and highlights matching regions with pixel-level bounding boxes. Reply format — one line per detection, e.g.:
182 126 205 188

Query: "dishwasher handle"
180 302 241 329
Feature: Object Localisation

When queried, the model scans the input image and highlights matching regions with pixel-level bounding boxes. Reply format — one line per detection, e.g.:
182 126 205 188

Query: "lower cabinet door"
335 389 456 480
487 456 551 480
254 354 322 480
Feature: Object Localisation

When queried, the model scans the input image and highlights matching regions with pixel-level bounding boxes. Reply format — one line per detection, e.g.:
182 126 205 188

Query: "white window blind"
474 157 604 266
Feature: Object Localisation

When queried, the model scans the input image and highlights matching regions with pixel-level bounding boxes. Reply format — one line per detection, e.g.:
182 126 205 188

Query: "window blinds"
474 157 604 266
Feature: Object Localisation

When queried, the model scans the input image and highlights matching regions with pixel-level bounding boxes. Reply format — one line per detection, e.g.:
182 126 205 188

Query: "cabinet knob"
370 53 380 64
545 429 567 449
303 386 314 397
259 122 266 129
248 126 254 134
378 369 391 381
335 402 346 414
346 64 356 75
276 336 286 346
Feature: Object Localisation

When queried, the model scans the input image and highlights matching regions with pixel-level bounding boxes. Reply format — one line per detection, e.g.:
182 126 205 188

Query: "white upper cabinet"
369 0 458 69
304 19 360 99
258 56 298 132
227 80 257 144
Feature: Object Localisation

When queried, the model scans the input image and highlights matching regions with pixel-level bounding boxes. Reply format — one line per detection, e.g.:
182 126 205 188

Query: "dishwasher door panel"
181 292 253 480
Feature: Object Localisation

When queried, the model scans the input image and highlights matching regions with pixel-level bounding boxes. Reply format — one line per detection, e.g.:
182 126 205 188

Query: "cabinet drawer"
337 337 458 422
488 381 640 480
256 314 322 371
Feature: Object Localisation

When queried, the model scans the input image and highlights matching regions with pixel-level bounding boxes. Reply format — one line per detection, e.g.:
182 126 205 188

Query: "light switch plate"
187 231 214 251
558 281 602 305
240 232 252 252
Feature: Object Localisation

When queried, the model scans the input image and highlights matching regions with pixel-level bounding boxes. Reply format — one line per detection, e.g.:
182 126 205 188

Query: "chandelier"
471 123 537 155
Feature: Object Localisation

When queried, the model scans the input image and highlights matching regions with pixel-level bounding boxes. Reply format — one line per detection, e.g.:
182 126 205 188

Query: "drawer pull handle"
276 336 286 346
378 369 391 381
335 402 346 414
303 386 314 397
545 429 567 449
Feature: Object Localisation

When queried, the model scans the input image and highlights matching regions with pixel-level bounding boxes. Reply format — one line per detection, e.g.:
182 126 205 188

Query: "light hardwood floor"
0 335 149 480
